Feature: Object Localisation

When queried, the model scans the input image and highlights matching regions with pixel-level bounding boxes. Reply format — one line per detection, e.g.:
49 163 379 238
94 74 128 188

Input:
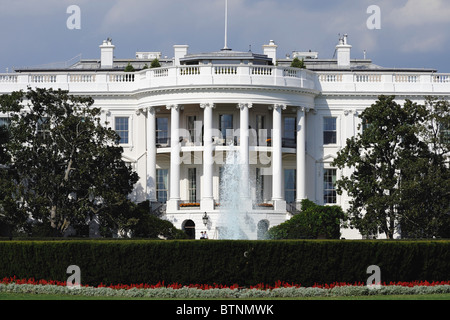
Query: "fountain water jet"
217 148 254 239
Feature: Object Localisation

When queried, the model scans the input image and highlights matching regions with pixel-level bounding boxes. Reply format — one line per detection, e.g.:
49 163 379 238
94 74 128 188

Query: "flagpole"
223 0 229 50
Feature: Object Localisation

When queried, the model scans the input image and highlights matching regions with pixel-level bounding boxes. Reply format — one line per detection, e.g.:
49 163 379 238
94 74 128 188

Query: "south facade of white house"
1 35 448 239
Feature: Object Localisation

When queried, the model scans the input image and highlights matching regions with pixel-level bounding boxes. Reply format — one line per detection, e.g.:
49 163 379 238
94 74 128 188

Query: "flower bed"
1 277 449 299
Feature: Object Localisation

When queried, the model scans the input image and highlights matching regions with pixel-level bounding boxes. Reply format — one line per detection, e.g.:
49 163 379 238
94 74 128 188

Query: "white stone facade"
1 36 449 239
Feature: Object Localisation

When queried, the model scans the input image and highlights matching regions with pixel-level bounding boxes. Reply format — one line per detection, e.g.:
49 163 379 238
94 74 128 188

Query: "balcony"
0 65 317 94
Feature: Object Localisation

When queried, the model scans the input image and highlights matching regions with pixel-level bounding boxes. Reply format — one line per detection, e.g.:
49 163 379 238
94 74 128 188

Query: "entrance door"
183 220 196 239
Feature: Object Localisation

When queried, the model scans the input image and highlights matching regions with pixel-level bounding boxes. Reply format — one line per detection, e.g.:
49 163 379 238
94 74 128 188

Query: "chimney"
263 40 278 65
100 38 115 69
336 34 352 68
173 45 189 66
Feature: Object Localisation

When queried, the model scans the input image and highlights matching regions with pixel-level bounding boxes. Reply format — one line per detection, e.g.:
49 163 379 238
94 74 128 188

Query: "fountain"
217 148 254 239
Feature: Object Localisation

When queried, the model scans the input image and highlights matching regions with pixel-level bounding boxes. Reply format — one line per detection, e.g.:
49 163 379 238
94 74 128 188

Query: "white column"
147 106 157 202
238 103 252 204
167 104 181 211
296 106 307 202
272 104 286 211
200 103 215 212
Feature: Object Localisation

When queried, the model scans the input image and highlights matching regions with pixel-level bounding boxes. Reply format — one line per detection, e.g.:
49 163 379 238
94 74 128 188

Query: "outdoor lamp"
202 212 209 226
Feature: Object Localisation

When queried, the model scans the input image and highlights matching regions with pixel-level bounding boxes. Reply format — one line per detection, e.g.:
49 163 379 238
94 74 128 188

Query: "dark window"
324 117 337 145
323 169 337 204
115 117 129 144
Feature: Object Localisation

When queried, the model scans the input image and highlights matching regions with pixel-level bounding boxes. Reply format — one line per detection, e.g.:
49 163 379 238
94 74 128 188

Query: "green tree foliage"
124 62 135 72
267 199 347 239
0 88 139 236
333 95 450 239
150 58 161 69
290 57 305 69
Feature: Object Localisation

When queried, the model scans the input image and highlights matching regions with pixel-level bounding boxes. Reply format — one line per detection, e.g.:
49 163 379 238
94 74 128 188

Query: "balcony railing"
1 67 450 95
0 65 317 94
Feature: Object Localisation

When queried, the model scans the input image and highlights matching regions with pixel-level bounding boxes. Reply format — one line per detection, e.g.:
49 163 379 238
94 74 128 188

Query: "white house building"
1 35 449 239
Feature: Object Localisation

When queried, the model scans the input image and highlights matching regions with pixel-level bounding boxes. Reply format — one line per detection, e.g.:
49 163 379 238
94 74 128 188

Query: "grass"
1 292 449 300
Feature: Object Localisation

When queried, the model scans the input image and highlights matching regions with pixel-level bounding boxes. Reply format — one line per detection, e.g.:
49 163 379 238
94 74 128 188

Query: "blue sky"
1 0 450 72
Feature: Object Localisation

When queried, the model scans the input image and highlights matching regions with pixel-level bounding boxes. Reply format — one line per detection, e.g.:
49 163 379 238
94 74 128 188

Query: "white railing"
354 74 381 82
180 66 200 76
109 73 135 82
319 74 343 82
433 74 450 83
251 66 272 75
30 75 57 83
0 75 17 83
214 66 237 75
69 74 96 82
2 67 450 95
394 74 420 83
153 68 169 77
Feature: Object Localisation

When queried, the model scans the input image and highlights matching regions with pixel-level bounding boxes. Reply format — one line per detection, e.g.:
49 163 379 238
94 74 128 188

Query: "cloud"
385 0 450 28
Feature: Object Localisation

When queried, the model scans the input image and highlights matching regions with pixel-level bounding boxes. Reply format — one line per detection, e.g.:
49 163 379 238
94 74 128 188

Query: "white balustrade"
69 74 96 82
0 75 17 83
152 68 169 77
180 66 200 76
251 66 272 75
433 74 450 83
354 74 381 82
30 75 57 83
109 73 135 82
319 74 343 82
2 67 450 94
394 74 420 83
214 66 237 75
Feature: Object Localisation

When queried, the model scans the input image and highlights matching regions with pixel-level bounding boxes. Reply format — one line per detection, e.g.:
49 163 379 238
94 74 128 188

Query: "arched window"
182 220 196 239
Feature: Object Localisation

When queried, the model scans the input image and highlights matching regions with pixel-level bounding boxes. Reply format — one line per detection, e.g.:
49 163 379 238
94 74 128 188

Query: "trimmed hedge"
0 240 449 287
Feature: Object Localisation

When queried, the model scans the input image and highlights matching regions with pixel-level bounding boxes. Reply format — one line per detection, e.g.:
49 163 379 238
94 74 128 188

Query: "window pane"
284 169 296 203
283 117 296 148
323 117 336 145
115 117 129 144
187 116 196 143
156 118 169 146
220 114 233 138
323 169 337 204
188 168 197 202
156 169 168 203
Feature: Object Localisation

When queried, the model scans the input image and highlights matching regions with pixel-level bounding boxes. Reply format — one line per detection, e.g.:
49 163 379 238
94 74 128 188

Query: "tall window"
37 117 50 140
440 122 450 144
0 118 10 128
187 116 197 144
256 115 266 146
156 169 168 203
219 114 233 145
283 117 296 148
323 169 337 204
156 117 169 146
284 169 296 204
115 117 129 144
255 168 264 202
323 117 337 145
188 168 197 202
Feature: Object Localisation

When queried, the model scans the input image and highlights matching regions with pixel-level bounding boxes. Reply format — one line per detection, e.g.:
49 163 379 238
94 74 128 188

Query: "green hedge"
0 240 449 287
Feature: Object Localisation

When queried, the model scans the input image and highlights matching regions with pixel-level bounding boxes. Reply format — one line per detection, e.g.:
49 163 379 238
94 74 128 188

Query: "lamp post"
202 212 209 226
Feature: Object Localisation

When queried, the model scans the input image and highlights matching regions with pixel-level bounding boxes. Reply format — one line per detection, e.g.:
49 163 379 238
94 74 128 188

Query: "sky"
1 0 450 72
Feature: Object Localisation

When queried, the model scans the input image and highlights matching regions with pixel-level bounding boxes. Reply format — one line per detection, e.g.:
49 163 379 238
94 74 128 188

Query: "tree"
150 58 161 69
290 57 305 69
0 88 139 236
267 199 346 239
332 95 449 239
124 62 135 72
397 97 450 238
